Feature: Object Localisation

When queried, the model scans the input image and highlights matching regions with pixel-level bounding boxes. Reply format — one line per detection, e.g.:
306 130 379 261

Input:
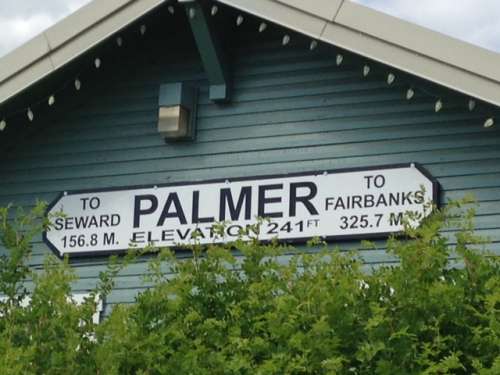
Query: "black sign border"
43 163 440 259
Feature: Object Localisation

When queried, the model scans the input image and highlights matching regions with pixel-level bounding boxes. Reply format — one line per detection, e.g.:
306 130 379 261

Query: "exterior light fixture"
158 82 198 141
259 22 267 32
309 40 318 50
0 119 6 131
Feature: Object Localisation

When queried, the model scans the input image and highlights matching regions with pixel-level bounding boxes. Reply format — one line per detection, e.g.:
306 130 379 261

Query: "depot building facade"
0 0 499 318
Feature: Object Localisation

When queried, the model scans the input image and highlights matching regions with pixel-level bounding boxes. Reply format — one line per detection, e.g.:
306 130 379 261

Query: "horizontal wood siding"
1 20 499 316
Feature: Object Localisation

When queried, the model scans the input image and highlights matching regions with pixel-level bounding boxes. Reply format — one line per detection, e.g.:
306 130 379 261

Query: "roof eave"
0 0 165 105
218 0 500 108
1 0 500 108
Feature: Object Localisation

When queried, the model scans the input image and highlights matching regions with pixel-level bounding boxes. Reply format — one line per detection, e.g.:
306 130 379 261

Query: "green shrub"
0 199 499 374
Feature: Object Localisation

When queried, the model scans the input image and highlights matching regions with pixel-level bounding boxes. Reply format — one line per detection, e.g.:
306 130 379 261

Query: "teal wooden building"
1 0 500 318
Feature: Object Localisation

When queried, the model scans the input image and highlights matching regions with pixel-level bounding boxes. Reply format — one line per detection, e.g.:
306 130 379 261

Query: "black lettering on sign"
177 228 191 240
390 212 404 226
157 193 187 226
100 215 110 227
401 192 413 205
162 229 174 242
376 194 388 207
219 186 252 221
131 231 145 243
365 194 374 208
335 197 346 210
258 184 283 218
364 175 386 189
351 195 362 209
104 232 116 246
80 197 100 210
414 190 425 204
111 214 121 226
65 217 75 230
89 197 100 209
54 217 64 230
192 228 206 239
289 182 319 216
227 224 243 237
134 195 158 228
374 175 385 188
192 191 215 224
147 231 159 243
388 193 400 206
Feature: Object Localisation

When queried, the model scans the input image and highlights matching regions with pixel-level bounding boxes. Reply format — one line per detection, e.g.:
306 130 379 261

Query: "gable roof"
0 0 165 105
1 0 500 107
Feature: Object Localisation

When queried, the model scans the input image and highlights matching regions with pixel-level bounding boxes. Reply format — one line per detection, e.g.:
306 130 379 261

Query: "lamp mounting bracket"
179 0 231 103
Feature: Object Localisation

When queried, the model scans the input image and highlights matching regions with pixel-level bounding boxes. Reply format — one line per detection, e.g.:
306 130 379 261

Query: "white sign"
44 164 438 257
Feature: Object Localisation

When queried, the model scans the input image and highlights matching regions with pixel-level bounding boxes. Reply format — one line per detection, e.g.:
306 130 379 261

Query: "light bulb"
336 54 343 66
484 118 494 128
435 99 443 112
468 99 476 111
27 108 34 122
406 88 414 100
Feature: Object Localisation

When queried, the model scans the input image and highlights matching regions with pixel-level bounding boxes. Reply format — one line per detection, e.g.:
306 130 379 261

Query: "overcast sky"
0 0 92 57
0 0 499 58
354 0 500 52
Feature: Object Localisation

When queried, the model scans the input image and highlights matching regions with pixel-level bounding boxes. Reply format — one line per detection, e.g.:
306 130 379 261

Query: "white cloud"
0 0 92 57
0 14 54 56
1 0 499 58
353 0 500 52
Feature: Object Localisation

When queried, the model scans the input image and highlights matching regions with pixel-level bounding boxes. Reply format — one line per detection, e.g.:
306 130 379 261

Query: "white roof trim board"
1 0 500 107
0 0 165 104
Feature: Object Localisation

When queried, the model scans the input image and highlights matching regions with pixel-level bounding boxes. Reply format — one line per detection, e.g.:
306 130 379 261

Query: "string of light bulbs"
0 21 150 133
0 3 495 132
357 62 494 127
